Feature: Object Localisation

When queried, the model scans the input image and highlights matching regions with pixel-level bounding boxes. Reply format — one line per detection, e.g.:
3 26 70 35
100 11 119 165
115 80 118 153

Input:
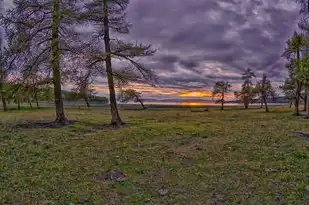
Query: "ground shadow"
13 120 78 129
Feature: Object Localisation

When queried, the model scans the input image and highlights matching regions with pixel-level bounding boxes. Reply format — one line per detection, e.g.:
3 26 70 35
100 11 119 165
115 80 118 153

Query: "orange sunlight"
181 102 206 106
179 91 212 97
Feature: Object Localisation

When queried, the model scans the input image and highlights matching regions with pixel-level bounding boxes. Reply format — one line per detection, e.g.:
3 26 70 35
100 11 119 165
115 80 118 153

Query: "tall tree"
296 55 309 117
82 0 156 126
2 0 84 123
234 68 256 109
283 32 307 115
212 81 231 110
254 74 276 113
0 0 7 112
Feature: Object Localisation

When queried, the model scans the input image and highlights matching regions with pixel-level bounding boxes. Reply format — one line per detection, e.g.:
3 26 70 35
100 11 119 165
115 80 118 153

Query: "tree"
212 81 231 110
254 74 276 113
296 55 309 117
234 68 256 109
119 89 146 109
282 32 307 115
280 78 297 108
70 67 97 108
0 0 7 112
2 0 84 123
82 0 156 126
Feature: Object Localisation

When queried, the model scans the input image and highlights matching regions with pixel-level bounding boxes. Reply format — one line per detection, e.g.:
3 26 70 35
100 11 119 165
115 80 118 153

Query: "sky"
2 0 302 103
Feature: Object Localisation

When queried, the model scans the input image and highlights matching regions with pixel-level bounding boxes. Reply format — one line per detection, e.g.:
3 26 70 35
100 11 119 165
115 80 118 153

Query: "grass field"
1 107 309 205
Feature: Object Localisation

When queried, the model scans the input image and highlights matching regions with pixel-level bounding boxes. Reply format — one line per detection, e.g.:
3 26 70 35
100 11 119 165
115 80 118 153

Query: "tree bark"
263 96 269 112
103 0 123 126
35 90 40 108
17 100 20 110
244 95 249 109
28 97 33 108
0 82 7 112
289 100 293 108
304 94 307 112
137 98 146 109
294 49 302 116
84 97 90 108
260 97 263 108
295 82 301 116
52 0 67 124
221 93 224 110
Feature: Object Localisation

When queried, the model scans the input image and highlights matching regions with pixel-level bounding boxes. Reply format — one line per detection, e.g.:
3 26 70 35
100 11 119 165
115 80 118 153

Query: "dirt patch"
93 170 128 182
13 120 78 129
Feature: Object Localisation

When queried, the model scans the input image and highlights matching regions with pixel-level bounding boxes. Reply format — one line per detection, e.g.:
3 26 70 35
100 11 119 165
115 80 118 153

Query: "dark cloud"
125 0 300 90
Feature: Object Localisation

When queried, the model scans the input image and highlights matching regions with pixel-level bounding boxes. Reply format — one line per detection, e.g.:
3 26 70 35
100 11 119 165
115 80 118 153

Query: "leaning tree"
81 0 156 126
119 88 146 109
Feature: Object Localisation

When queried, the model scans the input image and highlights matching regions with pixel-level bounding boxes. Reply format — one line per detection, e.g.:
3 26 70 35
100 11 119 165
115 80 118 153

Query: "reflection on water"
144 101 288 106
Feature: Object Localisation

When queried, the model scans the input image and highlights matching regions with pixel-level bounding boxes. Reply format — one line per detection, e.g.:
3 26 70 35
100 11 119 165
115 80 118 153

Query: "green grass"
1 107 309 204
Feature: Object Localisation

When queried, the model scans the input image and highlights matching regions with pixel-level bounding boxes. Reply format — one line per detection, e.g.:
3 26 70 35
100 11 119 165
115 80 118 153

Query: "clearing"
1 107 309 204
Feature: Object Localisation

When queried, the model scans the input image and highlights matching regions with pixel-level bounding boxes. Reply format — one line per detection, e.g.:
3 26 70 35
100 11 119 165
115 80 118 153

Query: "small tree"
254 74 277 112
212 81 231 110
70 68 97 108
280 78 297 108
119 89 146 109
234 68 256 108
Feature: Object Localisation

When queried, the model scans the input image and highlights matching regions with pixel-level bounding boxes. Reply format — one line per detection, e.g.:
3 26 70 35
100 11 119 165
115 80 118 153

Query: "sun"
179 91 212 97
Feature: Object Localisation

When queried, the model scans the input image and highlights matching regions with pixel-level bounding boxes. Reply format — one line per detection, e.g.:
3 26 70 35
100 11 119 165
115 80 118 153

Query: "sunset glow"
181 102 206 106
179 91 212 97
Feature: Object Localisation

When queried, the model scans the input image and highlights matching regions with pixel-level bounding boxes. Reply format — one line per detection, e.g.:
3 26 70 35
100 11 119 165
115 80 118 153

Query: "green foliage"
212 81 232 105
234 68 257 108
119 89 145 108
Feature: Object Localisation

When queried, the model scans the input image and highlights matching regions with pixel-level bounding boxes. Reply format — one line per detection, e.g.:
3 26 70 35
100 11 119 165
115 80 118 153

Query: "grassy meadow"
1 106 309 204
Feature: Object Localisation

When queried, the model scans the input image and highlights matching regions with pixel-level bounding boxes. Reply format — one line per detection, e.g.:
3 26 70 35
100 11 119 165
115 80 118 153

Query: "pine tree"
282 32 307 115
212 81 231 110
2 0 84 123
81 0 156 126
234 68 256 109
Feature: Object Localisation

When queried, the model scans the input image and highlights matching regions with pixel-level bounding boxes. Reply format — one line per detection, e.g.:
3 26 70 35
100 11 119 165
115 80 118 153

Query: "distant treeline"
1 83 108 109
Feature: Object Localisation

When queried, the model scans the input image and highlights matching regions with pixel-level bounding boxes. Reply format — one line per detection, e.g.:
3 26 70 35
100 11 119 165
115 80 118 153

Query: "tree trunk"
263 96 269 112
84 97 90 108
304 95 309 119
137 98 146 109
294 49 301 116
34 89 40 108
52 0 67 124
28 98 33 108
244 95 249 109
260 97 263 108
17 100 20 110
304 94 307 112
103 0 123 126
221 93 224 110
0 82 7 112
289 100 293 108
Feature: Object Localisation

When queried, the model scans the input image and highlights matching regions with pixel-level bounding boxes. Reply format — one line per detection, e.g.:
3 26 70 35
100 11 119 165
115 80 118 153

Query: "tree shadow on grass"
13 120 78 129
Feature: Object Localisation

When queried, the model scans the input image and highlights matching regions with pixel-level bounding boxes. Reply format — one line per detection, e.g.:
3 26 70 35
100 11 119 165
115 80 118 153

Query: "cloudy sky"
118 0 300 103
3 0 302 103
